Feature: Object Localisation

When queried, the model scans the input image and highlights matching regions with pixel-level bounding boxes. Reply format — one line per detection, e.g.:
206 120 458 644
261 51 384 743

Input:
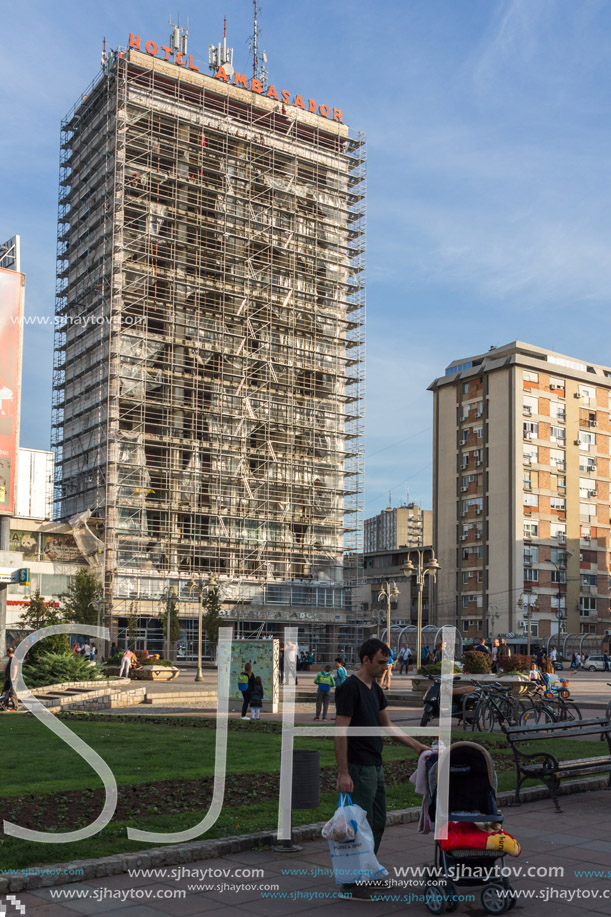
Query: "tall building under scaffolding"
52 28 366 659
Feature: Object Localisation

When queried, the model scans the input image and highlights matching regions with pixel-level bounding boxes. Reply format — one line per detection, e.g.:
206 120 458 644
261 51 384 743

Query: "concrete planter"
411 673 529 698
132 666 180 682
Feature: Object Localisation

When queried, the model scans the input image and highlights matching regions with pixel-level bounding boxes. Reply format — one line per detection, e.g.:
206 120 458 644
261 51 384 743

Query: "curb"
1 775 608 894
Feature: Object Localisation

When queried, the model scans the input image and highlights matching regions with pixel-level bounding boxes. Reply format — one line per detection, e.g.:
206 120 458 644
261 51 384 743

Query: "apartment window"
550 401 566 421
477 571 483 584
473 426 483 439
549 376 565 392
579 502 597 518
550 522 566 541
523 444 538 465
551 547 568 564
578 384 595 403
523 422 538 439
523 395 538 415
524 546 539 564
462 572 470 585
523 470 532 489
523 371 539 383
581 597 596 615
462 596 470 608
550 425 565 443
524 568 539 582
462 382 469 395
524 522 539 538
550 448 565 468
579 430 595 450
551 569 566 584
523 493 539 507
582 574 597 586
581 526 591 541
553 475 567 491
551 596 566 613
550 496 566 511
579 478 597 498
580 456 597 473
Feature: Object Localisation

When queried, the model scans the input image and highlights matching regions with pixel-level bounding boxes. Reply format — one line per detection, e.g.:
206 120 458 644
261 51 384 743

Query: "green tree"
202 584 222 647
162 595 182 647
61 568 102 627
18 590 69 659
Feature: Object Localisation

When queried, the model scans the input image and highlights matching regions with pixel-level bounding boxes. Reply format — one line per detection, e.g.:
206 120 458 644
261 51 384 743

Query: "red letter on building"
294 95 305 110
188 56 199 72
161 45 171 61
175 52 185 66
233 73 248 89
333 108 343 123
216 66 230 82
308 99 317 113
266 85 279 101
129 34 141 50
145 41 158 56
281 90 291 104
251 78 263 93
319 104 330 118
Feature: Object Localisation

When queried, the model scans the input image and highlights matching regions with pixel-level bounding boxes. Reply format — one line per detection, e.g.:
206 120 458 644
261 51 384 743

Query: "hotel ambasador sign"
128 34 344 124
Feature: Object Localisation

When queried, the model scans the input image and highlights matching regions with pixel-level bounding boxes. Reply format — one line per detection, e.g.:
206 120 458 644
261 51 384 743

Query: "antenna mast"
169 16 189 59
249 0 268 88
208 16 234 77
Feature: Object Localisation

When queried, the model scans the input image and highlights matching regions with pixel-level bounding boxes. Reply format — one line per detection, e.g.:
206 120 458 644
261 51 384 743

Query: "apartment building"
429 342 611 642
364 503 432 553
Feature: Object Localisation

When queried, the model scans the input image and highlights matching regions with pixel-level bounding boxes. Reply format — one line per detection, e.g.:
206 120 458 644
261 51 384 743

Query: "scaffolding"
52 47 366 655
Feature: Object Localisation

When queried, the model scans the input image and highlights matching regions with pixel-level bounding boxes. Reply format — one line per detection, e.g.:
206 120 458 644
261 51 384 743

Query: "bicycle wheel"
519 701 539 726
537 703 556 724
606 699 611 722
499 695 522 726
557 701 582 722
475 699 497 733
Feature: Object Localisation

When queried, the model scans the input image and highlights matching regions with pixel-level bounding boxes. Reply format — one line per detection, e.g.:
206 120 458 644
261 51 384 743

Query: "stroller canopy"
429 741 498 820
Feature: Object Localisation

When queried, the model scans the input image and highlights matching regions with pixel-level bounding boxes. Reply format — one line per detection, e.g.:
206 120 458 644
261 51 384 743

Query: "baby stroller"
0 685 18 711
424 742 517 914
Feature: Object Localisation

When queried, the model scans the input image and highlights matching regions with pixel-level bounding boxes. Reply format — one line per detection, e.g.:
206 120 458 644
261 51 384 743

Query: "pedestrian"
249 675 264 721
549 645 558 669
490 638 499 673
604 651 610 672
335 638 429 901
575 653 582 670
239 662 255 720
73 642 81 655
119 646 136 678
498 638 511 668
398 644 410 675
279 644 285 685
314 664 335 720
82 641 91 660
89 643 97 663
379 647 394 690
2 647 14 699
334 656 347 688
420 645 430 667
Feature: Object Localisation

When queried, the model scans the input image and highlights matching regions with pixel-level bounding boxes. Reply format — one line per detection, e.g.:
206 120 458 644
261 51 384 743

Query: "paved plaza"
11 787 611 917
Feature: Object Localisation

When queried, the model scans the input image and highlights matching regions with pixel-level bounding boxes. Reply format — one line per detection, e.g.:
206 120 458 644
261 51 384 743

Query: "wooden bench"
501 717 611 812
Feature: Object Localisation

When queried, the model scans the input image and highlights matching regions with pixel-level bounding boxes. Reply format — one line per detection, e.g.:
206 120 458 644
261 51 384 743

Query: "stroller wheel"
424 881 447 914
502 881 517 910
445 879 460 912
481 882 510 914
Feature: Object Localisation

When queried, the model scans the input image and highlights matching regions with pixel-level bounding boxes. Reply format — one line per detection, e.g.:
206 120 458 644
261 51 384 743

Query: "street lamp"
402 549 440 670
485 605 500 639
377 581 400 647
519 593 538 657
550 551 572 635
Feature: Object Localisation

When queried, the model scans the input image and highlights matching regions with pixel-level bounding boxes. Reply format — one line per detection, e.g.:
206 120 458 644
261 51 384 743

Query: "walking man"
335 638 429 900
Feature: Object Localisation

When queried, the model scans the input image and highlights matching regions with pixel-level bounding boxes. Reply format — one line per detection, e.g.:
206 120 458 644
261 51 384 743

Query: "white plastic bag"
323 794 389 885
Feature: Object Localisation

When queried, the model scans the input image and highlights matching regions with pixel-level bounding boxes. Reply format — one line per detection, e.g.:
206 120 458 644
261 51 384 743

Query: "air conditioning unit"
461 485 468 492
460 534 468 541
574 392 582 398
605 629 611 637
475 460 483 466
590 421 598 427
475 411 483 418
475 508 483 515
589 490 598 497
574 439 581 445
523 406 532 415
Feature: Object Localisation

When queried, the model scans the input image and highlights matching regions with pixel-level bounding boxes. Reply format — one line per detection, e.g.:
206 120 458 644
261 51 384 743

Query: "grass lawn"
0 714 605 870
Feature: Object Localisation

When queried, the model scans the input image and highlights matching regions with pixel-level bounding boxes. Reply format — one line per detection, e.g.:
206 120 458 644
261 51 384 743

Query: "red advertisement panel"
0 267 24 514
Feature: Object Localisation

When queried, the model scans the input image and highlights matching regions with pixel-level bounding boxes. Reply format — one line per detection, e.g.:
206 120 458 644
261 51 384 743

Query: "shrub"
462 651 492 674
418 663 462 676
140 658 173 667
497 653 530 673
22 652 105 689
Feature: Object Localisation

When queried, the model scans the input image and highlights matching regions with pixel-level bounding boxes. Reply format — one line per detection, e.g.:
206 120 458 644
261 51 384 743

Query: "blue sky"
3 0 611 519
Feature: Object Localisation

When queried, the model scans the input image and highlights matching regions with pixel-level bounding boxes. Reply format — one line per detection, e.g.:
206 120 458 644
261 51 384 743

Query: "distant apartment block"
429 342 611 641
364 503 432 553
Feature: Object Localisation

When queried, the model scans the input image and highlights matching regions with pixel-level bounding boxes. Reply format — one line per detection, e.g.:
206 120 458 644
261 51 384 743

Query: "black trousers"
241 692 252 717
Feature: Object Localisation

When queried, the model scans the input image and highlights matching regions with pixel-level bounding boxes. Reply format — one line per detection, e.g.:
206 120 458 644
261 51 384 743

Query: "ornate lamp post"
377 581 400 647
402 550 440 669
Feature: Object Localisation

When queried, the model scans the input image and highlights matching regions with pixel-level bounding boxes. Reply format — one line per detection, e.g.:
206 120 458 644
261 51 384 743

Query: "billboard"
0 267 24 515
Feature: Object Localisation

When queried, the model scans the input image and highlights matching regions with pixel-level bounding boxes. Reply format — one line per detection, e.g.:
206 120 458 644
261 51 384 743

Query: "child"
250 675 264 721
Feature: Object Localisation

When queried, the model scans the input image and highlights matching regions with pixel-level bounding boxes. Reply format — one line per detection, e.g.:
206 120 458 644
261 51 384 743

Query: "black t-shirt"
335 674 388 766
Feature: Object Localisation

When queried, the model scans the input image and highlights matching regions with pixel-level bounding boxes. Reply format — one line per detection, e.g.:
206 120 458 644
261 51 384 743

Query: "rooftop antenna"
208 15 234 78
388 491 392 509
169 16 189 59
101 37 107 69
249 0 268 88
